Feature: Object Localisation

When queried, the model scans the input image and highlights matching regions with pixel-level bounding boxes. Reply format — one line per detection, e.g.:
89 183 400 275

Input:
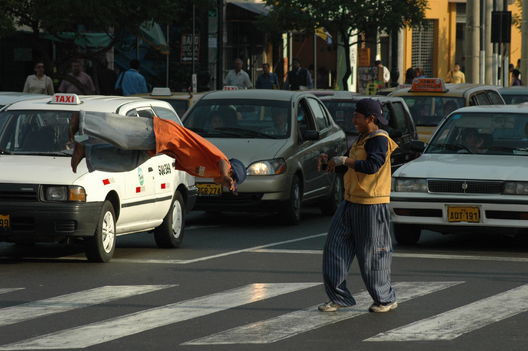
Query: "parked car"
0 94 197 262
499 87 528 104
320 94 422 171
390 104 528 244
182 89 347 224
390 78 505 142
0 92 46 110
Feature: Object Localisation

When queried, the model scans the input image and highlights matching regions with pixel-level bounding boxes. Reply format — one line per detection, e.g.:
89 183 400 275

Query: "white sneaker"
318 301 347 312
369 301 398 313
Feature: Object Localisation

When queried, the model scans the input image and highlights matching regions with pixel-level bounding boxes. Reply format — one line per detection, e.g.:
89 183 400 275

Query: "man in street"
374 60 391 88
284 58 313 90
446 63 466 84
255 63 279 89
58 60 96 95
69 111 245 192
317 98 399 313
115 59 149 96
223 58 252 89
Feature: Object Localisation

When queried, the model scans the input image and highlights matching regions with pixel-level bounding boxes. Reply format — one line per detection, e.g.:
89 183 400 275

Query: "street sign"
180 34 200 63
491 11 512 43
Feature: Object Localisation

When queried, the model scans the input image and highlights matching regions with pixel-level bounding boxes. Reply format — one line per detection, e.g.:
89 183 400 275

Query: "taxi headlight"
393 178 428 192
504 182 528 195
43 186 86 202
246 159 287 176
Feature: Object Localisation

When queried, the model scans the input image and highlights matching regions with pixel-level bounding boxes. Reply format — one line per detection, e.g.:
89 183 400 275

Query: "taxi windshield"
183 99 290 139
427 112 528 156
502 94 528 104
402 96 464 126
0 110 72 155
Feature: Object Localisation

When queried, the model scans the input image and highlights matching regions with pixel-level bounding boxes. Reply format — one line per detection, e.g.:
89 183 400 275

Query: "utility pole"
466 0 481 83
216 0 224 90
480 0 486 84
522 0 528 85
485 0 493 84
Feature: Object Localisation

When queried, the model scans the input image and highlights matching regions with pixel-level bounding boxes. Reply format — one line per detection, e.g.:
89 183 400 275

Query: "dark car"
320 94 422 171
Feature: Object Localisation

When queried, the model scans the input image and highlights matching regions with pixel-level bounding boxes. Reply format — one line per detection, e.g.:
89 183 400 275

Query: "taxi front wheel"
154 191 185 248
393 223 421 245
85 201 116 262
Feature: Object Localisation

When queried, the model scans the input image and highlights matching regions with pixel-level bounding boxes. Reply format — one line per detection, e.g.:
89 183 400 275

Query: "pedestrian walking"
317 98 399 313
23 62 54 95
284 58 313 90
446 64 466 84
374 60 391 87
114 59 148 96
223 58 252 89
58 60 96 95
512 69 522 86
68 111 246 192
255 63 279 89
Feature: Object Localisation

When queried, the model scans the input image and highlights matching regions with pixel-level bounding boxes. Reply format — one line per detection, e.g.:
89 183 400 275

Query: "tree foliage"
263 0 428 89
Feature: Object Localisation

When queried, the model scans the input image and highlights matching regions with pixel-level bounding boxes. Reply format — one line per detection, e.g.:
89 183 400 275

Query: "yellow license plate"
0 214 10 229
447 206 480 223
196 183 222 196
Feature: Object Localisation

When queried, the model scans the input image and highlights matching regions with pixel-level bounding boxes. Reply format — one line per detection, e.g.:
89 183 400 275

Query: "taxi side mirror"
301 129 320 141
410 140 426 152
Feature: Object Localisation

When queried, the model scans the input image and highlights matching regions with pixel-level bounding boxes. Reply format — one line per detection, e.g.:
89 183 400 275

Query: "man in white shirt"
223 58 252 89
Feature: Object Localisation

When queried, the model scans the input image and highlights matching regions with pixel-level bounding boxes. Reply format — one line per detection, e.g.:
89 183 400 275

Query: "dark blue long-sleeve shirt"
336 136 388 174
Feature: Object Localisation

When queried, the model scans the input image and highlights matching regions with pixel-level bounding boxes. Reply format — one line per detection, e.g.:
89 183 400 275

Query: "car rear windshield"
183 99 291 139
502 94 528 104
402 96 464 127
322 100 393 135
427 112 528 156
0 110 72 156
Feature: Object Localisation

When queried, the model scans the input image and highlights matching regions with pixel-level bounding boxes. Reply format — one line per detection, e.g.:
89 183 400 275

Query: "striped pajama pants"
322 201 396 306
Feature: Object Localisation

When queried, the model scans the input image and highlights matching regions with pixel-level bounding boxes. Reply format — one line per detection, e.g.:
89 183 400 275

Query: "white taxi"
0 94 197 262
391 104 528 244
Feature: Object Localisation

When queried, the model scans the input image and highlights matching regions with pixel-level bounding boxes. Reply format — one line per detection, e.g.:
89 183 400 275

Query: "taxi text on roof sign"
410 78 447 93
51 93 81 105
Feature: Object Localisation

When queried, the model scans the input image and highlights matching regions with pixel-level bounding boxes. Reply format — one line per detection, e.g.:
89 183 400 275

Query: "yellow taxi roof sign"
410 78 447 93
50 93 81 105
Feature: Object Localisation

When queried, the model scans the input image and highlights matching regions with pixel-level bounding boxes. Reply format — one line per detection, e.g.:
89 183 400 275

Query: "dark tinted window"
502 94 528 104
474 93 491 105
137 109 155 118
402 96 464 126
390 102 412 135
487 91 504 104
322 100 356 133
307 98 329 130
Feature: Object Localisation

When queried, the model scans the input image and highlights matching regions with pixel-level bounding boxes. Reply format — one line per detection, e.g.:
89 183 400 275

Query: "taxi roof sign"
410 78 447 93
151 87 172 96
50 93 81 105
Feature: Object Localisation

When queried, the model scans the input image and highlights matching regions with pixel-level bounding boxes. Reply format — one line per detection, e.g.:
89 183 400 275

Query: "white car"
391 104 528 244
0 94 197 262
0 92 47 110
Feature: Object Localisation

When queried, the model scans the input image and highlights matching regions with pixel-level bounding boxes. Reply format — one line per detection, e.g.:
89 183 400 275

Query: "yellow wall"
509 1 522 68
404 0 522 79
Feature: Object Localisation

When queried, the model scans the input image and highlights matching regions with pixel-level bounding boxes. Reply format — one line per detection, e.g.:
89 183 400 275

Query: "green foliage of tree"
263 0 428 90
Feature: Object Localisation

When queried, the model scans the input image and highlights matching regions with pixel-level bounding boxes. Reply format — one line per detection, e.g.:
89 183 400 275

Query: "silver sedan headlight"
246 159 287 176
393 178 428 192
504 182 528 195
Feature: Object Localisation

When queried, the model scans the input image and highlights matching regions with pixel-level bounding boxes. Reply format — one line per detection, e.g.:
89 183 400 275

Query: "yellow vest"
344 130 398 204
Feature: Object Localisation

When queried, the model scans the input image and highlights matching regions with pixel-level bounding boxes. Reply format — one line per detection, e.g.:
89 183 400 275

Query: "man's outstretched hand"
213 175 236 191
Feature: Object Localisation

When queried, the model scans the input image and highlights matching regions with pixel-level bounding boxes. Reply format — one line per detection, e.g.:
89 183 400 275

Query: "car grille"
0 184 39 201
428 180 504 194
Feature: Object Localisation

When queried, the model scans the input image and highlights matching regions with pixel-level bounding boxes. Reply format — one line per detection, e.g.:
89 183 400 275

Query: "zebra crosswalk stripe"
183 281 463 345
0 285 175 328
0 282 320 350
366 283 528 341
0 288 24 295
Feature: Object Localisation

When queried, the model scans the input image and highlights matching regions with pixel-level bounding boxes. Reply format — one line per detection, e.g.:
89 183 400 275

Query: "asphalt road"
0 206 527 351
